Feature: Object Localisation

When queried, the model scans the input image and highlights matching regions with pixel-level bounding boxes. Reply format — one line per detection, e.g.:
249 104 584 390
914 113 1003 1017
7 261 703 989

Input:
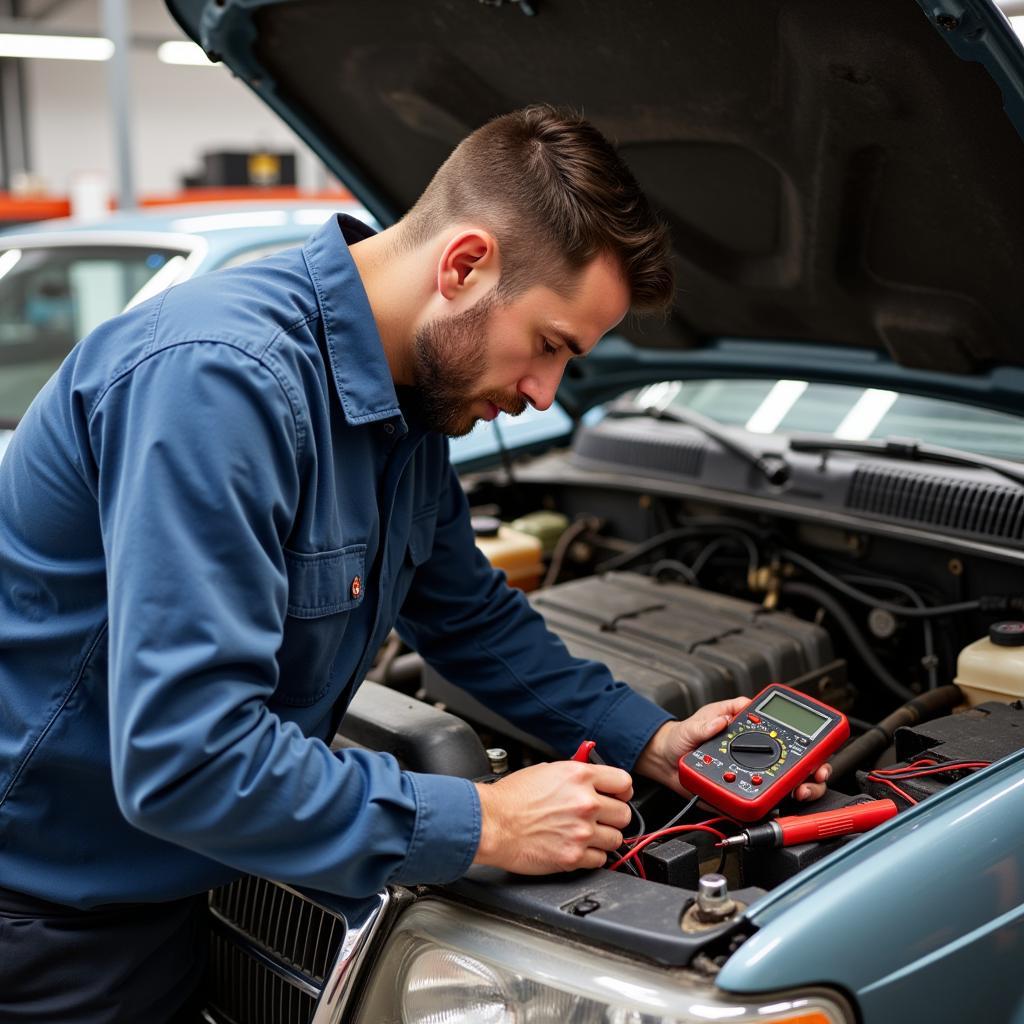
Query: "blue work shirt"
0 214 672 909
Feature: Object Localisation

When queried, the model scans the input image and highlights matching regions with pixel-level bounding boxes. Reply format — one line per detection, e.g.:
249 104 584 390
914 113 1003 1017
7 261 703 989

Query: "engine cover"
422 572 837 752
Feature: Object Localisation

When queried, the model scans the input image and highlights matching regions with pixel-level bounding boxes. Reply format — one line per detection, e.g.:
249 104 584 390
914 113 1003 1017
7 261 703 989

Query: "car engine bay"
327 410 1024 958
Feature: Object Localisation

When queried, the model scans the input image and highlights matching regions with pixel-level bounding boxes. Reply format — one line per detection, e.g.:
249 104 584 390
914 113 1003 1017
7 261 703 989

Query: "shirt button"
383 423 395 435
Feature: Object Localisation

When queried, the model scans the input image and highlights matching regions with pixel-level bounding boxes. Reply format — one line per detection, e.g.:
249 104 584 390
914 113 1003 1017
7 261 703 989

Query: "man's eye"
542 338 558 355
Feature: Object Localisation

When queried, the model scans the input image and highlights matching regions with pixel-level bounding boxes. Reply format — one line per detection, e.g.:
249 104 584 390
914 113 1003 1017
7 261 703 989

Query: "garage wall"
21 0 334 196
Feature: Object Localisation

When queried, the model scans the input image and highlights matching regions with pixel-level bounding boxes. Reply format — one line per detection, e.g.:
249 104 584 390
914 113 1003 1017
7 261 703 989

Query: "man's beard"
409 292 526 437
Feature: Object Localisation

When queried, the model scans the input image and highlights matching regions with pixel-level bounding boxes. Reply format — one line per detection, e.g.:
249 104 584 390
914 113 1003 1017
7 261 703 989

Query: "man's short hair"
399 105 674 312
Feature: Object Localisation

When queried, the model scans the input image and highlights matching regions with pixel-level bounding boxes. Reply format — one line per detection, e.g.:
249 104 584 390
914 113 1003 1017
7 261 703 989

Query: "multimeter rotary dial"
728 731 782 769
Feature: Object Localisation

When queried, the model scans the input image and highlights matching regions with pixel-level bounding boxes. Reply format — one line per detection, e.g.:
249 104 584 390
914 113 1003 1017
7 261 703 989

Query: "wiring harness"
865 758 991 806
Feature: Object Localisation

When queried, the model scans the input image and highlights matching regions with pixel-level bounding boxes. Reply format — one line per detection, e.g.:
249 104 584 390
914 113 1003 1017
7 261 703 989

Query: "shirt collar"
302 213 403 426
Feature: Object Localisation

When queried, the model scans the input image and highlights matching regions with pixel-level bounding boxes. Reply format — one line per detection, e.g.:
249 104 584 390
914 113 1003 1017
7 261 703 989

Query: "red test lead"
572 740 599 763
716 798 899 850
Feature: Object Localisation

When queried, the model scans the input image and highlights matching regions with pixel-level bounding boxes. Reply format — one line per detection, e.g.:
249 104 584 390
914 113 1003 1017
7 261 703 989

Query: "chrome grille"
207 929 318 1024
210 876 345 983
206 877 347 1024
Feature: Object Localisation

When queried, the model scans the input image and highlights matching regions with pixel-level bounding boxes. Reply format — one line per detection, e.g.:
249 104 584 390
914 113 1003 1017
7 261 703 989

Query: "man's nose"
518 365 563 412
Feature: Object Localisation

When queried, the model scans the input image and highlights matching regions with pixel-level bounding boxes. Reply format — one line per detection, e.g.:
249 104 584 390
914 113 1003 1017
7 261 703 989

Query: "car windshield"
622 379 1024 462
0 243 188 424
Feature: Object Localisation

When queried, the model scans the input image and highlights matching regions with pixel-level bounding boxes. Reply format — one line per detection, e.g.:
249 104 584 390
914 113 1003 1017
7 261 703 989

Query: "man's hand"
473 761 634 874
634 698 831 802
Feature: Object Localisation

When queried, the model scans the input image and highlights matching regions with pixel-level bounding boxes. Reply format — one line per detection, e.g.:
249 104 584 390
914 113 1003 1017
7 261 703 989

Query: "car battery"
420 571 838 754
858 700 1024 805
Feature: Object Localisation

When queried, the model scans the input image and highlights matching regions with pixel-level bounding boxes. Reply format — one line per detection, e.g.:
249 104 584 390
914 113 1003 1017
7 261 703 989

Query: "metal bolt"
868 607 898 639
948 558 964 577
486 748 509 775
696 874 738 923
936 13 959 30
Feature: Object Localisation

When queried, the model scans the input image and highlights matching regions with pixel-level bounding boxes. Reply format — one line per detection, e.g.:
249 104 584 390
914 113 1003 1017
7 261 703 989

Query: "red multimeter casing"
677 683 850 822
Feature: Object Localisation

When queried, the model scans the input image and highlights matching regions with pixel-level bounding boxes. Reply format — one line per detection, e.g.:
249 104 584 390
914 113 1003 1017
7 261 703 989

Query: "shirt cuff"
590 688 675 772
392 772 481 885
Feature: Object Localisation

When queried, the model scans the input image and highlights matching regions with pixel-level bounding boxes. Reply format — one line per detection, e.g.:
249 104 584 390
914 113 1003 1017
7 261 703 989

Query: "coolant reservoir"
954 621 1024 706
509 510 569 557
473 516 544 592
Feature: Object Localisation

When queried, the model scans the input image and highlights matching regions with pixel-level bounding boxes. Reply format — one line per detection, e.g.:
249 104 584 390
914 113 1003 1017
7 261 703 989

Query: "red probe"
572 740 599 763
716 798 898 849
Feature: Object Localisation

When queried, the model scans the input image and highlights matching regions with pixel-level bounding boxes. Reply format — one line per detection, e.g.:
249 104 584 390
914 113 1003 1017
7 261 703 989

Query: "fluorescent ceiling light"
157 40 220 66
745 379 808 434
833 388 898 440
0 32 113 61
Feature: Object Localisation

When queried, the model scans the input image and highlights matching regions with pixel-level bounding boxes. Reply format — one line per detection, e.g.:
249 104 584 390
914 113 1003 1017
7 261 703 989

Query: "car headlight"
350 899 853 1024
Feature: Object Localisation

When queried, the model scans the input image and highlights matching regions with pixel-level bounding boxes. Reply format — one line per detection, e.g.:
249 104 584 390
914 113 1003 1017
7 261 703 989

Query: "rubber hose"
829 684 963 781
781 581 916 703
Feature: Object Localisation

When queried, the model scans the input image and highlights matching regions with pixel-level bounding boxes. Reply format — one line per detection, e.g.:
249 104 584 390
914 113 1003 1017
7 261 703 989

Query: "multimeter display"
756 692 829 738
677 683 850 822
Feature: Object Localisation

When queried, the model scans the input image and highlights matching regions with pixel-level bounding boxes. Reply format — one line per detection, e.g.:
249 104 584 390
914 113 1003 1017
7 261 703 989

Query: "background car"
0 202 572 467
0 201 369 458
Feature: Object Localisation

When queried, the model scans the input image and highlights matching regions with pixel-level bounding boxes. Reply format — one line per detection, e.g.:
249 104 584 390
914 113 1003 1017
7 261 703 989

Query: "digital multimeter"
677 684 850 822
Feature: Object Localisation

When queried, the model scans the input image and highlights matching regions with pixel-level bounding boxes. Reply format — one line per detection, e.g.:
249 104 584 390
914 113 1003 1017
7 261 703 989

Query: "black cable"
596 527 709 574
598 522 761 575
781 580 916 703
619 857 640 877
612 799 648 877
541 516 600 589
490 417 517 489
658 793 700 834
688 534 760 578
649 559 699 585
627 800 647 843
715 845 730 875
780 549 981 619
842 573 939 691
689 536 732 577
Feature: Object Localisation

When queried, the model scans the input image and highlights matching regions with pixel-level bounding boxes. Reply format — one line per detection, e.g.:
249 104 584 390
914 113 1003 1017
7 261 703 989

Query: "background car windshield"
0 244 188 423
625 379 1024 462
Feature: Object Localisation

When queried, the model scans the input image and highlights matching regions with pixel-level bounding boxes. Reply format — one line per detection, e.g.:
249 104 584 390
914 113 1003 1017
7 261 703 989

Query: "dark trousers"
0 884 208 1024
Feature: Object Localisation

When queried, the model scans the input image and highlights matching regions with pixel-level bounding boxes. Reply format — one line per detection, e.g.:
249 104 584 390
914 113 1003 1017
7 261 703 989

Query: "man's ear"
437 229 499 301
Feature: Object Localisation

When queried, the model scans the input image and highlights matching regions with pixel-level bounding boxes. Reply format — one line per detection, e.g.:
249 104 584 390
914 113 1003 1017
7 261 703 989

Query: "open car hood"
166 0 1024 412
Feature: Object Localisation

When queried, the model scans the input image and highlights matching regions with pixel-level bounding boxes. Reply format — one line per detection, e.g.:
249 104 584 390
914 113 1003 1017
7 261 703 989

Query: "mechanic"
0 106 828 1022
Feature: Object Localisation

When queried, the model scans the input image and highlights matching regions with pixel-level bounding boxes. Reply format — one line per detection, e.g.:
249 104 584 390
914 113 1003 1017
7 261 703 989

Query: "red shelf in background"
0 187 354 226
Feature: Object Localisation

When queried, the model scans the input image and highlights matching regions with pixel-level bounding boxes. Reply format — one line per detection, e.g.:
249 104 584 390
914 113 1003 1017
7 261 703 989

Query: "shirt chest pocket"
275 543 367 706
284 543 367 618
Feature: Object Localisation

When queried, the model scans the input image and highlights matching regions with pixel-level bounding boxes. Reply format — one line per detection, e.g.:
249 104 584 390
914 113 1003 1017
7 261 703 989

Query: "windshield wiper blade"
788 435 1024 488
606 402 790 485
